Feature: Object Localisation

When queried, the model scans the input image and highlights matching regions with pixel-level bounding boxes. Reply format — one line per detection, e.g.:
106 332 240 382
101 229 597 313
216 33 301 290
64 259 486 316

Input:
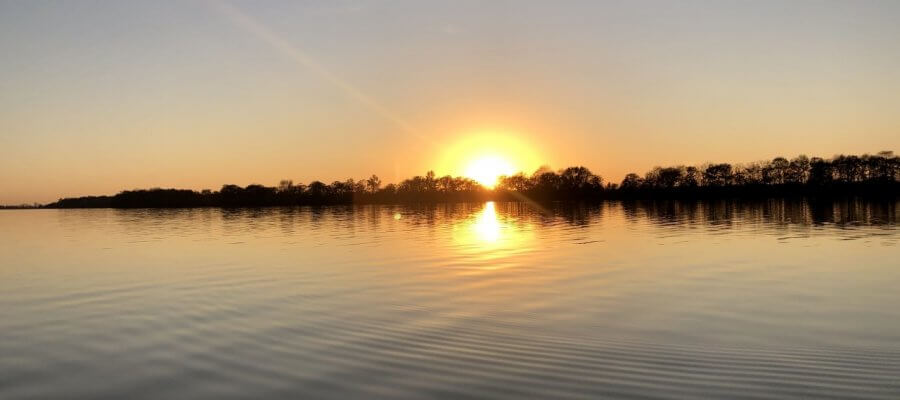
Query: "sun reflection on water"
473 202 502 242
451 202 535 267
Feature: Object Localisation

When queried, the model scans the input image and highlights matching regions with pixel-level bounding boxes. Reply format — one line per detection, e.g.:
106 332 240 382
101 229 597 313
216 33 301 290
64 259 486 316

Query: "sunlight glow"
438 132 543 187
465 156 515 188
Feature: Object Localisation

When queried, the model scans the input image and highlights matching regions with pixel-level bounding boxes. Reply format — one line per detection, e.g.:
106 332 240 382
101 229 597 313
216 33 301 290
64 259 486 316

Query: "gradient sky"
2 0 899 204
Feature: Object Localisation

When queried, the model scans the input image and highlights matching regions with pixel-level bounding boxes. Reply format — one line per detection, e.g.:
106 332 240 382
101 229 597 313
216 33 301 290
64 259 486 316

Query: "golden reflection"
452 202 535 266
473 201 502 242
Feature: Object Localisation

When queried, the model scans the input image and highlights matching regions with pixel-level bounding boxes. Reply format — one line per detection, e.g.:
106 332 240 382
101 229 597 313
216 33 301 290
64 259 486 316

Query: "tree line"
44 151 898 208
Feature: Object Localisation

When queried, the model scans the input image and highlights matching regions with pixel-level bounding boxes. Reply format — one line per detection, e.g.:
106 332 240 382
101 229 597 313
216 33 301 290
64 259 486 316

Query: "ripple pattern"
0 200 898 399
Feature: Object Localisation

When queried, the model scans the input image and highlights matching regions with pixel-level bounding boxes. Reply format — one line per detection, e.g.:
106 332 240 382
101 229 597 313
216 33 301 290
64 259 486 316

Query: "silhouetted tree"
703 164 733 187
808 157 832 186
646 167 683 189
682 166 701 188
620 173 643 191
42 151 899 208
365 175 382 194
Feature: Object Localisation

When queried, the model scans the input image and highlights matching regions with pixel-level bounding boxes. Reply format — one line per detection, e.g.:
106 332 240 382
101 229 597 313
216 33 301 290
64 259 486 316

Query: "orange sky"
2 1 899 204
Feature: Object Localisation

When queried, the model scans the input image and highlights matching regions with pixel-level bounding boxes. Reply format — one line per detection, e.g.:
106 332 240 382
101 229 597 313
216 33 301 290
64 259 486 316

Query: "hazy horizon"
3 0 900 204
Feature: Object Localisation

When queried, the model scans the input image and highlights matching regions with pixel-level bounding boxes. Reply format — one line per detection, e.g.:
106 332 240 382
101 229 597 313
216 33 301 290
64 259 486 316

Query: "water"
1 199 898 399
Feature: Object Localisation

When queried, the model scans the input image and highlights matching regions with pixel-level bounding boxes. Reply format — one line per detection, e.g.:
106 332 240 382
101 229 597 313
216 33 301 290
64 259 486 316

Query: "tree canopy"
44 151 898 208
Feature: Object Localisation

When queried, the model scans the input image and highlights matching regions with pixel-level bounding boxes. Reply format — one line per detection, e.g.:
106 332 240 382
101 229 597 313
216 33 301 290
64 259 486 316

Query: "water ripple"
0 200 897 398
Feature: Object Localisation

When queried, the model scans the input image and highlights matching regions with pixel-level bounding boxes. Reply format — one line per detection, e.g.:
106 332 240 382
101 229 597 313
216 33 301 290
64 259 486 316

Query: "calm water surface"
1 200 898 399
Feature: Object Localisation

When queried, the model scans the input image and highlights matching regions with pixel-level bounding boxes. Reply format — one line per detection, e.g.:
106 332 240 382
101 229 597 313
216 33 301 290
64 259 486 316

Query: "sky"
2 0 899 204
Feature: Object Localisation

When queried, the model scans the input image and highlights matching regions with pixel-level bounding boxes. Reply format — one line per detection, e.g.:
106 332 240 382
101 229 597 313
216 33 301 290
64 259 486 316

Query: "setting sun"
438 131 543 187
465 156 515 188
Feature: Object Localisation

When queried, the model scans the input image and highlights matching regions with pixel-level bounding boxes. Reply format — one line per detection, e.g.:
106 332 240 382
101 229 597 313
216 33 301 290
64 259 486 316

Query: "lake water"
1 200 898 399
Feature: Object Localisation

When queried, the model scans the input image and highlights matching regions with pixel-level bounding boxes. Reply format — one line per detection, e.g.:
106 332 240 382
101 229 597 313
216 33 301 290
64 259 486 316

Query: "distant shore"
29 151 900 208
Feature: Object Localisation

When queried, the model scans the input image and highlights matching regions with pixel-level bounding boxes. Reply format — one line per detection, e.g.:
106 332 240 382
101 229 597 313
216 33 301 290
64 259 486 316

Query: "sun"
437 131 543 188
465 155 515 188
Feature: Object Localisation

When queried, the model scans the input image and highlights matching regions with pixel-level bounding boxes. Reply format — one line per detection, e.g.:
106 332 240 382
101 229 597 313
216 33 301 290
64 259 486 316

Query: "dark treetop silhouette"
44 152 899 208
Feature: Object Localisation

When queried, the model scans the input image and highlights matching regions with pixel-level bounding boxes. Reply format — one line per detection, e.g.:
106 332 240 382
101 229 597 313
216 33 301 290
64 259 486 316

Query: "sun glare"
450 201 537 268
438 131 542 188
465 156 515 188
